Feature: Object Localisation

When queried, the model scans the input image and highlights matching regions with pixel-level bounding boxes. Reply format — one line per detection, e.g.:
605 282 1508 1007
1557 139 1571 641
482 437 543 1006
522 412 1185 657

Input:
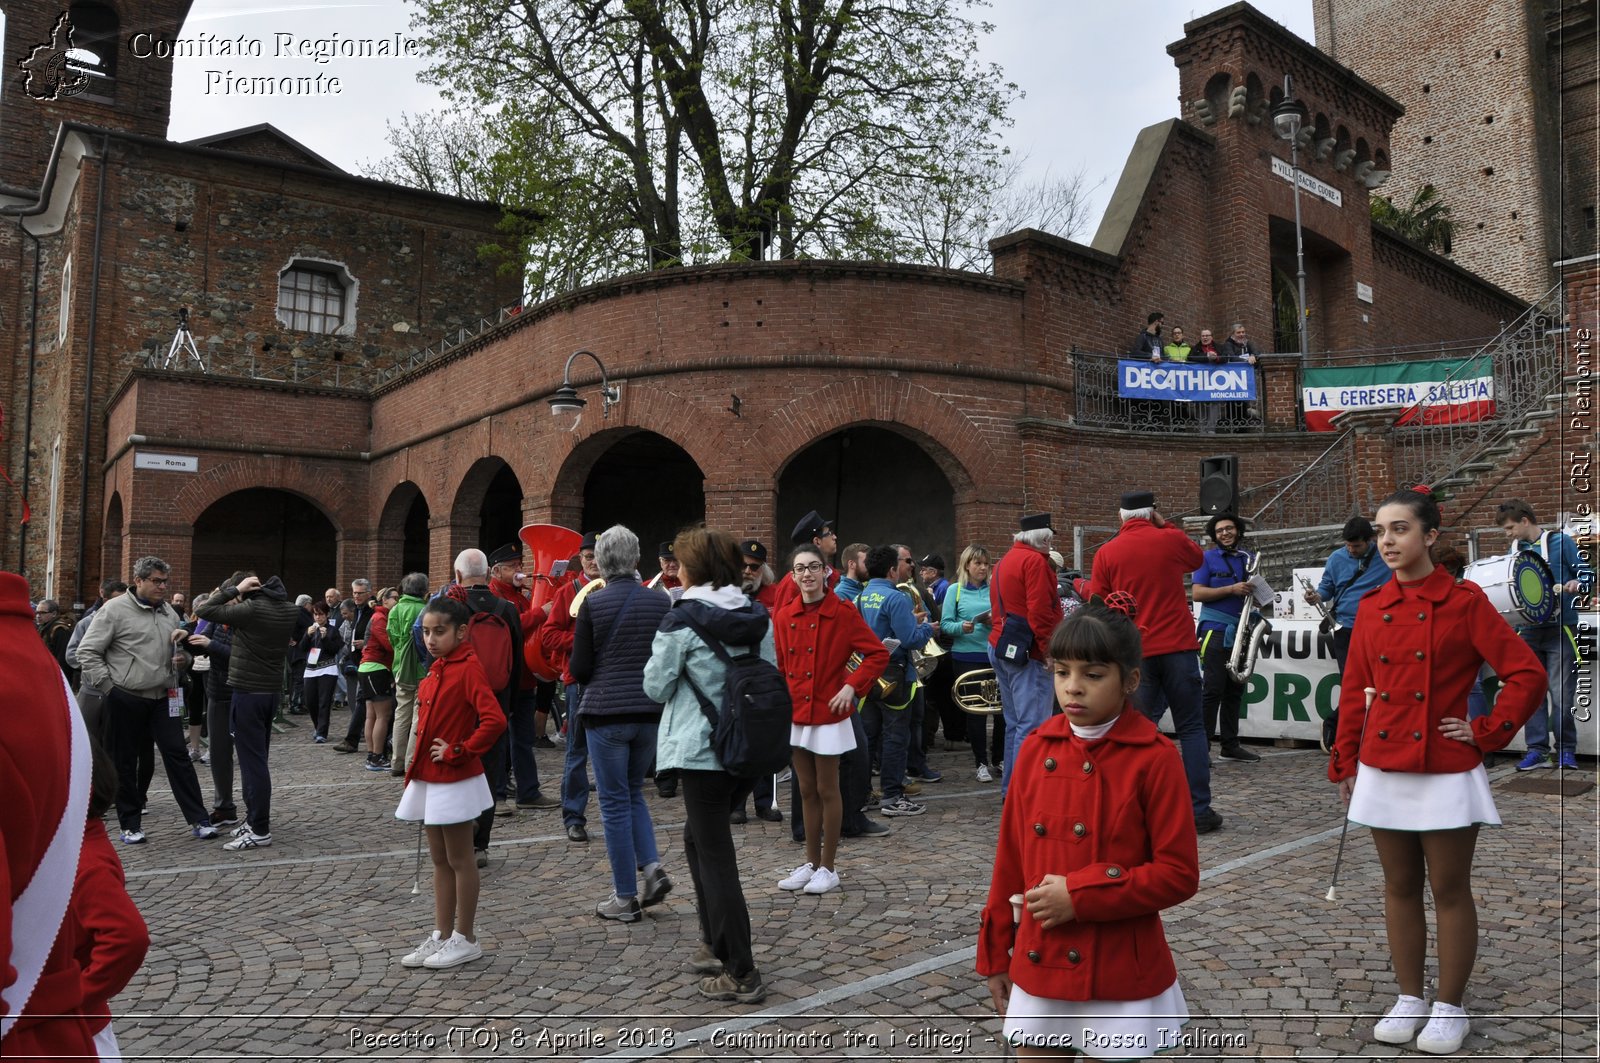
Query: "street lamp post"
547 348 621 428
1272 76 1311 360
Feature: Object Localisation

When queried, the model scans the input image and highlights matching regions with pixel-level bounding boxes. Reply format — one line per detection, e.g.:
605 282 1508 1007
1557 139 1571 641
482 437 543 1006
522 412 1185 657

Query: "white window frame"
275 257 358 335
58 254 72 345
45 436 62 601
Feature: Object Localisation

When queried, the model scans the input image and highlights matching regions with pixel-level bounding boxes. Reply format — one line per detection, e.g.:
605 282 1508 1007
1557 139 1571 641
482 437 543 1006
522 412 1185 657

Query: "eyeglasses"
146 577 170 585
792 562 825 574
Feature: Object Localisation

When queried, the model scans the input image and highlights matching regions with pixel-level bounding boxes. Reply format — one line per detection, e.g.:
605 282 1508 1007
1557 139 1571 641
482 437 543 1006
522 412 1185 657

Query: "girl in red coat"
979 597 1200 1059
772 544 890 896
1329 487 1544 1054
394 598 507 971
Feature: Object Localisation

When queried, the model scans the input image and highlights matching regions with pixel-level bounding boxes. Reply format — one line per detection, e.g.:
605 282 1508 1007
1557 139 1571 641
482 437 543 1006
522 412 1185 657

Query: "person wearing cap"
539 533 603 842
1089 491 1219 833
857 545 938 817
487 543 561 811
772 510 840 609
739 540 782 613
918 555 950 608
647 542 684 599
987 513 1064 799
1191 514 1262 763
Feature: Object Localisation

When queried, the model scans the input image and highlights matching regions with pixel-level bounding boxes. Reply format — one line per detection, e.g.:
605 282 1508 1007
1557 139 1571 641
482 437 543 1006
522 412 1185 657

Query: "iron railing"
1392 283 1566 489
372 304 528 385
1071 350 1264 433
1243 428 1367 531
140 347 379 389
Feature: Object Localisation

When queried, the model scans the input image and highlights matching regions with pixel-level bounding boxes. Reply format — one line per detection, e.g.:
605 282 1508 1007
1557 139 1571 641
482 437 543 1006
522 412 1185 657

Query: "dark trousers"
1200 633 1245 748
679 769 756 979
107 687 210 832
342 669 367 746
304 673 338 738
232 691 278 835
507 688 545 803
473 731 510 851
207 688 236 817
926 654 965 744
792 711 874 841
732 771 772 815
967 710 1005 768
1132 651 1213 818
287 660 307 711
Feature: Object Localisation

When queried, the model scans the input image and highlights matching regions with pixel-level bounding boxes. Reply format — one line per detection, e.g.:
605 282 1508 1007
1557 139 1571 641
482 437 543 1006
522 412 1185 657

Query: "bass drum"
1462 551 1556 628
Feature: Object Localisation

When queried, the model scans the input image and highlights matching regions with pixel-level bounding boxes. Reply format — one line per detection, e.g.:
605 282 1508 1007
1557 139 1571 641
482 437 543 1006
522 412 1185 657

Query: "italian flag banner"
1301 355 1495 432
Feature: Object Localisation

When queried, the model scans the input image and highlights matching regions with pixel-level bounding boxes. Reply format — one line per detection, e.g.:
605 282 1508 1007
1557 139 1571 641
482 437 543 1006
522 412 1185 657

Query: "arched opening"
776 426 956 564
580 431 705 561
192 488 336 597
100 491 124 592
377 481 431 579
67 3 118 95
452 458 524 554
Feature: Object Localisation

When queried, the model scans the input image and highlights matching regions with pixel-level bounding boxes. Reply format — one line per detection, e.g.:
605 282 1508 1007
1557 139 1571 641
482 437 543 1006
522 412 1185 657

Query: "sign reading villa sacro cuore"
1116 361 1258 403
1300 355 1495 431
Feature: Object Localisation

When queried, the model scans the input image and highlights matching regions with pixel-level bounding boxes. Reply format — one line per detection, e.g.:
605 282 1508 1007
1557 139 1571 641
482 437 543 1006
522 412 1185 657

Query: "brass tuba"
569 576 607 617
848 651 900 700
1226 551 1272 683
898 581 946 680
952 667 1002 714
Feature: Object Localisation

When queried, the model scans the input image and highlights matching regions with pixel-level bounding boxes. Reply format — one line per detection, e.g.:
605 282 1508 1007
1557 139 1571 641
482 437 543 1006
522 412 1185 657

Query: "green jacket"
388 593 428 684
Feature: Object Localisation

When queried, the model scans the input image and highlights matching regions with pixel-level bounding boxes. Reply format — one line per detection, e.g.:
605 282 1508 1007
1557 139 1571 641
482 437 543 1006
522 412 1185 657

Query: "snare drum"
1462 551 1556 628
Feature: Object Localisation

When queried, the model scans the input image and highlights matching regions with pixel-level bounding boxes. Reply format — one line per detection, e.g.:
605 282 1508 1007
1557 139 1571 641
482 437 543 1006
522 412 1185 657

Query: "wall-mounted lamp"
547 348 621 429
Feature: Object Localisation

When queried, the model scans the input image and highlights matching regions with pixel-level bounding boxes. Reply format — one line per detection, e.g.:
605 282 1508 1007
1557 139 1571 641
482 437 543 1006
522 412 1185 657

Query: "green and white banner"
1301 356 1494 431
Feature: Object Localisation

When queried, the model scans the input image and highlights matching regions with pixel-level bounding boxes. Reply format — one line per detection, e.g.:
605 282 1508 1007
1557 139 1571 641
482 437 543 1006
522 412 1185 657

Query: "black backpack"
676 612 793 778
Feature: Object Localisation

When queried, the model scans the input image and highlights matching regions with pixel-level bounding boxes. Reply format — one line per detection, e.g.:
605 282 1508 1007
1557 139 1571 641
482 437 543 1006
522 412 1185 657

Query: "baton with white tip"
1326 687 1377 902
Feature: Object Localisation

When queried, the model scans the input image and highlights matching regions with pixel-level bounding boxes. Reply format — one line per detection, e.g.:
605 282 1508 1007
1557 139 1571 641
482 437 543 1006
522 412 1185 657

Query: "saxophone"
1226 550 1273 683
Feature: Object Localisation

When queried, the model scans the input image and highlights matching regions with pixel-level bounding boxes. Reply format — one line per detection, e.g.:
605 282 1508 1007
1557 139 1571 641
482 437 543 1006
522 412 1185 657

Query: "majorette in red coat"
1089 518 1205 656
1329 564 1545 781
771 593 890 727
978 709 1199 1000
403 644 508 785
70 819 150 1035
987 542 1062 662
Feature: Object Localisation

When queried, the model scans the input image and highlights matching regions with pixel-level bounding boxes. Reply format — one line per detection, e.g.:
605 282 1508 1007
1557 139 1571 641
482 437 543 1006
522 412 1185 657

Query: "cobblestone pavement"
110 718 1597 1061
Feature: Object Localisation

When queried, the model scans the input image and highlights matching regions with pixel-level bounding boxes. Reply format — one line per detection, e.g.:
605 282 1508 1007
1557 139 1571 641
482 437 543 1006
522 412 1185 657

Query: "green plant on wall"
1371 184 1454 254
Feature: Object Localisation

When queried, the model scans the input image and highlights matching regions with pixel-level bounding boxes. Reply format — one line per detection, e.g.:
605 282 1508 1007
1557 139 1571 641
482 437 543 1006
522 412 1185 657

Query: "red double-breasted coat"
1328 564 1546 782
978 709 1199 1001
404 645 508 786
771 594 890 727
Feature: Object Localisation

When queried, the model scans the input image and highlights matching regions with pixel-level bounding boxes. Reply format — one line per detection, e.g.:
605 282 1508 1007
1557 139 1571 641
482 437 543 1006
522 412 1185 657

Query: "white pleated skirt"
1348 763 1500 830
791 718 857 756
1004 980 1190 1060
395 774 493 826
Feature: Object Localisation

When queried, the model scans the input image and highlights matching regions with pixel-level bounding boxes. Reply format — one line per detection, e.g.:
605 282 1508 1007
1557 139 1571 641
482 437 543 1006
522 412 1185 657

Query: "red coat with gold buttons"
1328 564 1545 782
977 709 1199 1001
771 593 890 727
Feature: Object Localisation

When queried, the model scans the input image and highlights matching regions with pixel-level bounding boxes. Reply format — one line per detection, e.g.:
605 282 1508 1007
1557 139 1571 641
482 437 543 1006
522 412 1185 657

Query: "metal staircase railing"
1243 427 1366 531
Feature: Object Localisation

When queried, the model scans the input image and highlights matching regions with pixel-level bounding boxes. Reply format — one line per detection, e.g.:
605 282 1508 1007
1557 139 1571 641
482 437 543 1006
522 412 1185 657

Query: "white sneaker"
1415 1002 1469 1055
119 829 146 845
778 862 816 890
975 764 993 783
802 866 840 895
1373 994 1430 1044
401 931 445 968
222 827 271 851
423 931 483 969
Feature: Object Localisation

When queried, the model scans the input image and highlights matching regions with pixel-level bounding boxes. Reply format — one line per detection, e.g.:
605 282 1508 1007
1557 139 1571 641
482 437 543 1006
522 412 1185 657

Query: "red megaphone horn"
518 523 582 681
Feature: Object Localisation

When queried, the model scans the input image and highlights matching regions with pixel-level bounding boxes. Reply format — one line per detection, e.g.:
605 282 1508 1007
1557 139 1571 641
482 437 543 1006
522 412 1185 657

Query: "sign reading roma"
1301 355 1495 431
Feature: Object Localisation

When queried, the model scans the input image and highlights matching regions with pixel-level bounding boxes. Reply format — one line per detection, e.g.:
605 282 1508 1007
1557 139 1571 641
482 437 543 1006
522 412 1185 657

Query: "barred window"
277 265 347 334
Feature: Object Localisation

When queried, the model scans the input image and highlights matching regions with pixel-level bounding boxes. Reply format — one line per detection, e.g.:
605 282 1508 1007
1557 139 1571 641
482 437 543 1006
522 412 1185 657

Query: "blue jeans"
874 685 916 804
586 720 661 899
1133 651 1213 818
560 683 592 827
1520 626 1578 755
990 648 1053 798
508 688 545 802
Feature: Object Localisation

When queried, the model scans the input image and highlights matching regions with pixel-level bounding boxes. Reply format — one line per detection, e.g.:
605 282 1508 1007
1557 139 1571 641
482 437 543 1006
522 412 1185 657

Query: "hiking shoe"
641 866 673 908
1220 744 1262 762
209 808 239 827
120 829 146 845
223 827 271 851
401 931 445 968
697 970 766 1004
687 941 722 974
494 799 516 817
803 866 841 895
191 823 219 840
516 793 560 810
475 849 488 869
331 740 357 754
1414 1002 1469 1054
1558 751 1580 770
423 932 483 969
975 764 993 783
778 862 816 890
908 768 942 783
595 893 642 923
1374 994 1430 1045
1516 750 1548 771
363 757 388 772
880 797 925 817
1195 809 1224 834
901 780 923 796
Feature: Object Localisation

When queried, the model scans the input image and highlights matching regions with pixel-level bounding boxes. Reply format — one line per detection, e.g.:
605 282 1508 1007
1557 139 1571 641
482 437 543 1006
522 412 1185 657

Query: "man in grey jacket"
196 571 305 851
77 556 217 845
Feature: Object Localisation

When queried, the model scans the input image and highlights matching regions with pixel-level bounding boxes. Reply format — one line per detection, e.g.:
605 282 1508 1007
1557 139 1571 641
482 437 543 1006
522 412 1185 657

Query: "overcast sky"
164 0 1317 239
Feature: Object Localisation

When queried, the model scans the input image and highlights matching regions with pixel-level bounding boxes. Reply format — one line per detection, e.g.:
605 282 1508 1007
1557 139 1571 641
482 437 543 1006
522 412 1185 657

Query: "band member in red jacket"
772 543 890 896
540 533 601 842
1329 486 1544 1055
987 513 1064 798
739 539 783 612
488 543 560 811
979 597 1199 1057
1090 490 1218 834
395 597 507 973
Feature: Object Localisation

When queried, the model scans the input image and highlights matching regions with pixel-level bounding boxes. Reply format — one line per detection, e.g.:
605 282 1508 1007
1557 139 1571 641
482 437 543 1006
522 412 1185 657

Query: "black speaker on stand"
1199 455 1239 515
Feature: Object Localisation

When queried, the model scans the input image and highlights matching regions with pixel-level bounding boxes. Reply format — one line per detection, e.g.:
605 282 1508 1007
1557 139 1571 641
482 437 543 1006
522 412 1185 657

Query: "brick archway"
540 383 719 502
172 456 357 535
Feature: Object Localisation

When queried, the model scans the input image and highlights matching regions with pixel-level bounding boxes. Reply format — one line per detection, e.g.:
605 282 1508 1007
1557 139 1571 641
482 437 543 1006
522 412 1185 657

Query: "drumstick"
1326 687 1378 902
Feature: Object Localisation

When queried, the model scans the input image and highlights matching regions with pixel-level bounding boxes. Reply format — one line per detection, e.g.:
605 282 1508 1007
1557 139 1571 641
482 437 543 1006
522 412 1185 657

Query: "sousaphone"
518 523 582 680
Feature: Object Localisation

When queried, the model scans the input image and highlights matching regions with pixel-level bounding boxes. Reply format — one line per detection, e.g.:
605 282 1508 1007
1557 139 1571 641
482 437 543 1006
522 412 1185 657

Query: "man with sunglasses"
77 556 218 845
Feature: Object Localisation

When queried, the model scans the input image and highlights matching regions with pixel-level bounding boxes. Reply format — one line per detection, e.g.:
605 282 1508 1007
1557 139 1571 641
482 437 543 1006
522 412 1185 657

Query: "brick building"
4 2 1579 605
1314 0 1597 302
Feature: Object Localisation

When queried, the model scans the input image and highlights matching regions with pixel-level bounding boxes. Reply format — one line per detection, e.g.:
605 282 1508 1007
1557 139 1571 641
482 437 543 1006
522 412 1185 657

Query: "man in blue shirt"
857 545 936 817
1305 516 1389 750
1499 500 1594 770
1192 514 1262 763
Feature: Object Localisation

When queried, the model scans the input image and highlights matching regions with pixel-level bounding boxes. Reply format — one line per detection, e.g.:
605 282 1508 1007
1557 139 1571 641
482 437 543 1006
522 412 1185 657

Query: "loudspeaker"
1199 455 1239 516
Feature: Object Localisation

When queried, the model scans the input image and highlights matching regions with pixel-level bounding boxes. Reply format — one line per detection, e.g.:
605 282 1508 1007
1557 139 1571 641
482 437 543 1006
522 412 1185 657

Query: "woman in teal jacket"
940 545 1000 782
642 527 777 1006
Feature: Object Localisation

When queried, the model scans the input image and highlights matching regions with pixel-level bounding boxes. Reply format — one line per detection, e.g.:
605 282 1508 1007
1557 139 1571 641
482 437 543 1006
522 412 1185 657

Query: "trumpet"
569 576 607 617
848 651 900 700
897 581 946 680
1226 551 1272 683
952 667 1003 714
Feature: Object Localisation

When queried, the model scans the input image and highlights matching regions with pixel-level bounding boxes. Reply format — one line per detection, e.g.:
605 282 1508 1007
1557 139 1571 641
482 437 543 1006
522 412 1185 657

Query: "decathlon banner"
1300 356 1495 431
1116 361 1257 402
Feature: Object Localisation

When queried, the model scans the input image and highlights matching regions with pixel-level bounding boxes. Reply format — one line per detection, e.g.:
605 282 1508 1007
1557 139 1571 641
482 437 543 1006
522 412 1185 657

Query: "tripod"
161 308 207 372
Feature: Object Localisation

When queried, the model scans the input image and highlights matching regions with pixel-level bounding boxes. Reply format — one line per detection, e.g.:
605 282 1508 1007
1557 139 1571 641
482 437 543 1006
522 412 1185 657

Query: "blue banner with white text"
1116 360 1257 403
